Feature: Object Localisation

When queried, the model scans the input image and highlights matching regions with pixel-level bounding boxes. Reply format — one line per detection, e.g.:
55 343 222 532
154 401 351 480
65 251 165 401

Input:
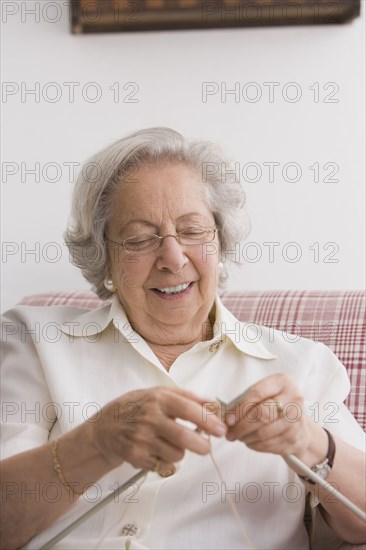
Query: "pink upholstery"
20 289 366 431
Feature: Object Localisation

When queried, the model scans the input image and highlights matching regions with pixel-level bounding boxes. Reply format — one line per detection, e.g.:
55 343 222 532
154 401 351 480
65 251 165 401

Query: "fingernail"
226 414 237 426
213 424 227 437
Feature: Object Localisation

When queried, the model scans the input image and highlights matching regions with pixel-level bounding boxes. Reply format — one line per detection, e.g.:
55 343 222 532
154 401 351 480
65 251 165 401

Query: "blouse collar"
60 294 276 361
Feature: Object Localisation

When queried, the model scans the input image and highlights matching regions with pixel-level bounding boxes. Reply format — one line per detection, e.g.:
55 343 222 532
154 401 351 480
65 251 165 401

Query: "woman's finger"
225 395 294 439
159 391 227 437
154 416 213 455
243 424 306 456
91 387 224 468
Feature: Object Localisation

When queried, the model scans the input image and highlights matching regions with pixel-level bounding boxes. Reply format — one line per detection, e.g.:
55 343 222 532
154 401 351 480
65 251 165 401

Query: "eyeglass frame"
106 226 218 254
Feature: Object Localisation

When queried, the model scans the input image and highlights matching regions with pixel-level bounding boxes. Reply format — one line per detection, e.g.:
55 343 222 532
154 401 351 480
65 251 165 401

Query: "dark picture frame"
70 0 361 33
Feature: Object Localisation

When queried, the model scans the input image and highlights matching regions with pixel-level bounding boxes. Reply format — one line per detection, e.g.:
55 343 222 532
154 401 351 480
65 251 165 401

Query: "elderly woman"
1 128 365 550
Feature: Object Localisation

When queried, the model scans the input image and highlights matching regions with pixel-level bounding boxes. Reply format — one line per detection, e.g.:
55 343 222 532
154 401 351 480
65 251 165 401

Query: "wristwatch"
299 428 336 485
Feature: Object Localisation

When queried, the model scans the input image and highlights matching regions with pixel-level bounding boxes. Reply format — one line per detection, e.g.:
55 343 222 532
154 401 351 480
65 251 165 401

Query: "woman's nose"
155 235 188 273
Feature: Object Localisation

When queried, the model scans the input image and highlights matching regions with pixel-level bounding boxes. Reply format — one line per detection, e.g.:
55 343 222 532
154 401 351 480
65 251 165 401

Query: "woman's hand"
90 386 227 472
224 373 327 464
223 374 366 543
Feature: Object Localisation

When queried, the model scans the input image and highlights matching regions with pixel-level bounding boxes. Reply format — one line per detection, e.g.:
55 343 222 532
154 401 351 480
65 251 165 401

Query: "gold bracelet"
51 438 84 497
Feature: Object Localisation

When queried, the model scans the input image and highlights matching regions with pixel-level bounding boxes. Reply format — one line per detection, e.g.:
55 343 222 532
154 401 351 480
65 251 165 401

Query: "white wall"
1 1 365 312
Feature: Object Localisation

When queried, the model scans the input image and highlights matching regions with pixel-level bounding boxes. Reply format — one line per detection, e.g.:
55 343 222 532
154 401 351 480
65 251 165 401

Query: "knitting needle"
285 453 366 521
37 470 146 549
219 392 366 523
35 390 366 548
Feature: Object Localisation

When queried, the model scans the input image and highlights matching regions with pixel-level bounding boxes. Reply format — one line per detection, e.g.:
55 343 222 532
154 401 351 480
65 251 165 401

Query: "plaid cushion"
220 290 366 432
19 290 366 430
19 290 107 309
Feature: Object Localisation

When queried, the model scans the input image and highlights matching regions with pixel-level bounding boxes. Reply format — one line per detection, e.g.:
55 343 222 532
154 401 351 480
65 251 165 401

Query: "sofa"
19 289 366 549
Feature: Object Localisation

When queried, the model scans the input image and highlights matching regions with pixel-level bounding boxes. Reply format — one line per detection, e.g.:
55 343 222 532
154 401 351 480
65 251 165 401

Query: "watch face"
318 465 331 479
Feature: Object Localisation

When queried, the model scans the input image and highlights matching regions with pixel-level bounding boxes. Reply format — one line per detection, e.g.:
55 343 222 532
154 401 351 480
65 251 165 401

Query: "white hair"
64 127 250 299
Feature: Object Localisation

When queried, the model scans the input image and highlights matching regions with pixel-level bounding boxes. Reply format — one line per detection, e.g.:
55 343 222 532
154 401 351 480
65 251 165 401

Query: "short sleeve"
303 342 365 451
1 310 56 459
299 342 366 546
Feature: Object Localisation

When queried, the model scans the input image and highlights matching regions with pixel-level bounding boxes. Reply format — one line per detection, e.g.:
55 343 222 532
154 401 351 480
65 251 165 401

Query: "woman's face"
107 163 220 345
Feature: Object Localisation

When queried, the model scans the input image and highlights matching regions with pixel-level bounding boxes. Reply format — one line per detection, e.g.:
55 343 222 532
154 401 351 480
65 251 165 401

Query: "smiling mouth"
153 282 192 295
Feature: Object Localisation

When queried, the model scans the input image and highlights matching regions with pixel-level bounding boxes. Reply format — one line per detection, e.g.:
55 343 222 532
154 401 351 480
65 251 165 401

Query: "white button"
120 522 139 537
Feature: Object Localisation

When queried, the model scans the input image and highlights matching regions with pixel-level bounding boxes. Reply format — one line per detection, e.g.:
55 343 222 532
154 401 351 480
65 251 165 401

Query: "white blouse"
1 296 364 549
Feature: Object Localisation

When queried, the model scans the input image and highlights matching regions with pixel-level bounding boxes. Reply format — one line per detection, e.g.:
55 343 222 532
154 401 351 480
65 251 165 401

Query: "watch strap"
323 428 335 468
299 428 336 485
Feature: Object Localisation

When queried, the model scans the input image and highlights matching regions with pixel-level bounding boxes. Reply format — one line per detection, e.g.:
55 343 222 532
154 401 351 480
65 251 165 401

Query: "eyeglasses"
107 227 217 254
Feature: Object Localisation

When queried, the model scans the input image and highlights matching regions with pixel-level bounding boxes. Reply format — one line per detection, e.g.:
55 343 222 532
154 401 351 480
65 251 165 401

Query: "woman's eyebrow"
116 220 157 235
177 213 207 221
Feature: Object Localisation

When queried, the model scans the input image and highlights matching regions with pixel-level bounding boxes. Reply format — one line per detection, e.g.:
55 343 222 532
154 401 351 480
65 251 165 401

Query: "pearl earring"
218 261 224 271
104 278 116 293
